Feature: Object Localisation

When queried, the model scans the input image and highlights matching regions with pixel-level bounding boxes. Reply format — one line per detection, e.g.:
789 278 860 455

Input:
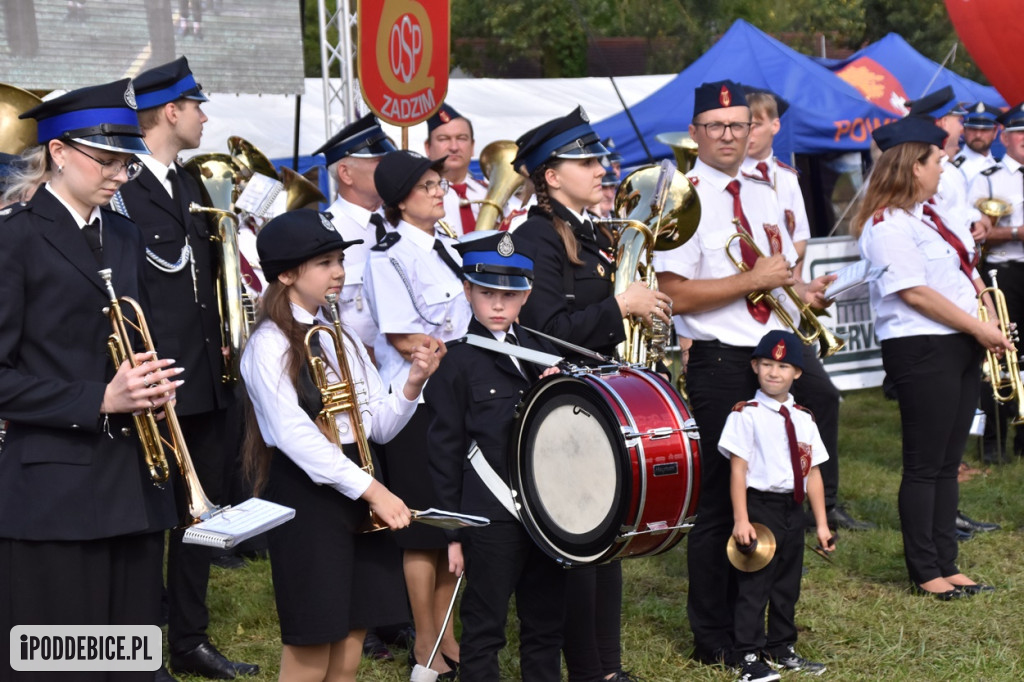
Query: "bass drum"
509 366 700 566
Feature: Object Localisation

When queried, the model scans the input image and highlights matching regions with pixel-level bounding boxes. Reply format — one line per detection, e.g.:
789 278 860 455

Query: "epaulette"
980 165 1001 177
951 155 966 169
872 208 887 225
371 231 401 252
775 158 798 174
794 404 816 421
732 400 758 412
0 201 29 219
741 171 771 186
446 337 468 349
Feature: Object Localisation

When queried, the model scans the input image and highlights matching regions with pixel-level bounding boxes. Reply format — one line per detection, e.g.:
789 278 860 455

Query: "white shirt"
442 175 487 235
967 155 1024 263
363 221 472 394
741 154 811 243
936 156 981 235
240 302 418 499
957 146 998 187
718 388 829 494
653 158 797 347
503 193 536 232
326 195 386 349
45 183 102 229
139 155 176 198
858 203 979 341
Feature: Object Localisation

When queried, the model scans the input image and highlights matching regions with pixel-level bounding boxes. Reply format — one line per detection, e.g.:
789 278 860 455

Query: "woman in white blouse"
854 114 1009 600
241 208 444 681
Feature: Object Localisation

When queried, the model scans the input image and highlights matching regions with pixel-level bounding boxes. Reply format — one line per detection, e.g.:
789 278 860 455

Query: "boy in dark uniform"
720 330 833 682
426 231 565 682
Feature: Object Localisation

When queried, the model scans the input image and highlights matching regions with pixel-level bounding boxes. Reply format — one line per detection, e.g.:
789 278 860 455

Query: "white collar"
753 387 795 412
45 183 102 227
692 158 742 192
398 220 440 251
329 195 377 230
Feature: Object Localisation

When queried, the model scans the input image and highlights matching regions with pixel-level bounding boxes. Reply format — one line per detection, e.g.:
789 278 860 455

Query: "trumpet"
725 232 845 358
100 269 220 523
979 269 1024 425
305 293 386 532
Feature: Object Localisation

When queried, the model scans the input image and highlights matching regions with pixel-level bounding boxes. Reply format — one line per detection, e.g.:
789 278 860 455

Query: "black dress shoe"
957 583 996 595
956 528 974 542
826 505 876 531
911 584 965 601
956 510 1001 533
362 631 393 661
210 552 246 570
170 642 259 679
155 666 179 682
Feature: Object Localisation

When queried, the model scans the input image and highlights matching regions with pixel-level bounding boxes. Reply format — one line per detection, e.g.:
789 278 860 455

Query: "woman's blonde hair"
852 141 934 237
1 146 49 206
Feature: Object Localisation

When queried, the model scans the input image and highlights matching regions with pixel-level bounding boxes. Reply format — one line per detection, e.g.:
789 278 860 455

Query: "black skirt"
264 444 408 645
379 405 449 550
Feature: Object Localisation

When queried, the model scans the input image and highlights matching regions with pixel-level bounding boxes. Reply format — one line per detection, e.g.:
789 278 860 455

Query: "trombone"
979 269 1024 425
725 232 845 358
100 269 220 524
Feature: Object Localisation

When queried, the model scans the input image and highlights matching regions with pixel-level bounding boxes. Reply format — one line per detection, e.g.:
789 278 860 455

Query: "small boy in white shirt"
719 330 834 681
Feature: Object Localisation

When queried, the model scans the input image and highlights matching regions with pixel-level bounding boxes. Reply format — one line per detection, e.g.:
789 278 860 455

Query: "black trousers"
733 491 805 657
685 339 831 655
882 333 981 584
980 261 1024 456
167 409 228 654
685 341 761 655
563 562 622 681
790 345 841 509
459 522 564 682
0 532 164 682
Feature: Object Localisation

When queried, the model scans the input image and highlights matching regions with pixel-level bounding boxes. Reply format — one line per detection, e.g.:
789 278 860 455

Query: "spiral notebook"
182 497 295 548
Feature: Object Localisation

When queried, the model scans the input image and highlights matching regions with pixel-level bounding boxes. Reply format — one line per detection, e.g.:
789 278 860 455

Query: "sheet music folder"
182 497 295 548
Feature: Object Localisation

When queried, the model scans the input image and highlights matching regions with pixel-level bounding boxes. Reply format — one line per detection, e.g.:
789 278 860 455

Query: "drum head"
514 378 631 563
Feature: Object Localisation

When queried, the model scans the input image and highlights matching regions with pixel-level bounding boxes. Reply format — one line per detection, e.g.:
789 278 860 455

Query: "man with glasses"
654 81 833 674
115 57 258 682
424 103 486 234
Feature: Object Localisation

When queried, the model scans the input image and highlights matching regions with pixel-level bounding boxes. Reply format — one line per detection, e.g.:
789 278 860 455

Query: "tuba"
189 203 255 383
979 269 1024 425
655 132 699 174
0 83 43 155
725 232 845 358
100 269 220 524
305 293 386 532
603 160 701 367
473 140 525 231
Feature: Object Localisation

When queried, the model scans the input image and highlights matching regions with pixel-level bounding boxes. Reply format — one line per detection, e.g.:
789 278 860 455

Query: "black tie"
370 213 387 243
505 333 534 381
82 219 103 266
166 167 178 201
433 239 465 281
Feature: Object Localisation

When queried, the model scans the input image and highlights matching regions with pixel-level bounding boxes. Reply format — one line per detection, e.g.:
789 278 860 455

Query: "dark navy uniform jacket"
0 189 176 540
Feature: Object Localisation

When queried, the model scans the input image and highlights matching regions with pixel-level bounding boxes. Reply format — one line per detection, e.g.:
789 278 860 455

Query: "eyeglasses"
414 178 450 195
67 143 143 181
692 121 753 140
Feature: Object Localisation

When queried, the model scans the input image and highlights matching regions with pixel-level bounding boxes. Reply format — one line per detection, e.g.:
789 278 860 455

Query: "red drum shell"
509 366 700 566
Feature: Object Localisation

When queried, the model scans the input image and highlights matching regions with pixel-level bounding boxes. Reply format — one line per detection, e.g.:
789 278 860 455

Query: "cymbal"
726 523 777 572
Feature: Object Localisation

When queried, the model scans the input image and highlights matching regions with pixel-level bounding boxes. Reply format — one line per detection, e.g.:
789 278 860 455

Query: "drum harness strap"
467 441 520 520
460 333 568 520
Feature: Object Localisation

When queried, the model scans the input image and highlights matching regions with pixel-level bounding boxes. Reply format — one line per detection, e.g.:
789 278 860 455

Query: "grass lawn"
186 387 1024 681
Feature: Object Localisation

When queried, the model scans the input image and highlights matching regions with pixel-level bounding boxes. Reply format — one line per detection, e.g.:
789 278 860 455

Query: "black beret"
257 208 362 282
373 150 447 207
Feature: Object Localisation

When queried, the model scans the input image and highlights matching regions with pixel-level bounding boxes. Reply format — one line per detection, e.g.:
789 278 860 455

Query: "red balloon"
946 0 1022 103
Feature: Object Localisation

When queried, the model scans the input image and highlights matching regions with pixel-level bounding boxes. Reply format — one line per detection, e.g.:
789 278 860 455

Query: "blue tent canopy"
593 20 897 168
820 33 1006 111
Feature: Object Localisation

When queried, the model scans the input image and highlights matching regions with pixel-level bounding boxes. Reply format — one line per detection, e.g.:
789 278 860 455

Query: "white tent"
196 75 673 162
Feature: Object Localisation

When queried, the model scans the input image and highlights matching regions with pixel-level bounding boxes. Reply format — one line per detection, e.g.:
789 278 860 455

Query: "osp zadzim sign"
358 0 450 126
